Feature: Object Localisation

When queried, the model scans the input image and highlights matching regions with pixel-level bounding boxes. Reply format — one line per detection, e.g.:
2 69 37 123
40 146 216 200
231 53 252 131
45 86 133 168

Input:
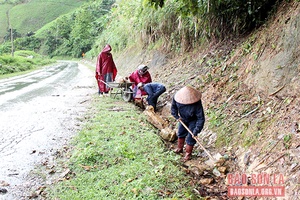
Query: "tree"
3 28 21 42
68 8 94 57
14 36 41 51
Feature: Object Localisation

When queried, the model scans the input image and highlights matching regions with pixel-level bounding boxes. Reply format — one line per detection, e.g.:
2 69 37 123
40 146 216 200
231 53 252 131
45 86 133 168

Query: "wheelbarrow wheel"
122 88 133 102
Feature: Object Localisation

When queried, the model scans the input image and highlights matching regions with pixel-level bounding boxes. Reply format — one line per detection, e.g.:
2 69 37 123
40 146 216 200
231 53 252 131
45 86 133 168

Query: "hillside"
112 1 300 198
0 0 85 43
0 0 299 198
0 4 13 42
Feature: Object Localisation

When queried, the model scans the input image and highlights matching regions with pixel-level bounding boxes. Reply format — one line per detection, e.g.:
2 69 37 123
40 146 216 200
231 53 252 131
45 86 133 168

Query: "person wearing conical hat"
171 86 205 161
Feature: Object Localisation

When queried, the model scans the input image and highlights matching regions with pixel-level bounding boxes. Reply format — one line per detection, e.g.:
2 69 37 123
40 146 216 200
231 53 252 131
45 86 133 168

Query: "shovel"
178 119 216 162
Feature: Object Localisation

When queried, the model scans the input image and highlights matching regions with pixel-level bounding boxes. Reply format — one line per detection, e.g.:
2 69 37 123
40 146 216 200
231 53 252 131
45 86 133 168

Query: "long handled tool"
178 119 216 162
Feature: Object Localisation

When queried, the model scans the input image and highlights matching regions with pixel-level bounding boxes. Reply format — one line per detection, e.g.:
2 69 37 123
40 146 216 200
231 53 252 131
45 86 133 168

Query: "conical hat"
174 86 202 104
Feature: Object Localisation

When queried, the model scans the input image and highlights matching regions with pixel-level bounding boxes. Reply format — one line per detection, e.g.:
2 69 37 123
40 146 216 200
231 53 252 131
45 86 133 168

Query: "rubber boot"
184 144 194 162
174 137 185 154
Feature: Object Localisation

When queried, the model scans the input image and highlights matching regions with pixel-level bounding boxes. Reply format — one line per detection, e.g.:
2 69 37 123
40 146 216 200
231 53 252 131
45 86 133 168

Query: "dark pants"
177 120 197 146
147 87 166 110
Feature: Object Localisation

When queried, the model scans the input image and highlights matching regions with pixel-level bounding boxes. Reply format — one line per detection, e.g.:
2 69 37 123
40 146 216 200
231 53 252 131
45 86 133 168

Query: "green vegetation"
0 0 86 73
0 0 281 61
33 0 115 58
90 0 281 59
47 97 198 199
0 0 84 40
0 50 55 75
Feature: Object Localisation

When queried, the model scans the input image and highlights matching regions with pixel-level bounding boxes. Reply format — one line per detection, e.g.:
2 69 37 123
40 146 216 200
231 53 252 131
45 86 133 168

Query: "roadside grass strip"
48 96 197 199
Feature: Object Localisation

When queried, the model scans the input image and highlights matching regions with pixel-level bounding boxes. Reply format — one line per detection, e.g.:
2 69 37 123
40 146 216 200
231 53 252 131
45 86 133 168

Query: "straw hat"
174 86 202 104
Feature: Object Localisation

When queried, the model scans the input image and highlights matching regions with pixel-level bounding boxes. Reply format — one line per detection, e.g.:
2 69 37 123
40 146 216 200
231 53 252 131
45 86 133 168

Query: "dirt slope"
113 1 300 198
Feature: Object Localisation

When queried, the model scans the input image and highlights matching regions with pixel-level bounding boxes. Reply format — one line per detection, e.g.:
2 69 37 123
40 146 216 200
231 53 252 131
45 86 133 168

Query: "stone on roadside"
0 188 8 194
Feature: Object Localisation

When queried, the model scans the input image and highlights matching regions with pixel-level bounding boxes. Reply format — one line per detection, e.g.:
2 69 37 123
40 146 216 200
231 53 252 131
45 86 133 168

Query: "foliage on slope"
1 0 282 60
93 0 281 56
112 1 300 197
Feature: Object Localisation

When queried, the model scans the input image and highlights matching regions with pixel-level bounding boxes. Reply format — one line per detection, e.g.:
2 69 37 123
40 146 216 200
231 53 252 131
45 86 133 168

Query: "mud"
0 61 96 200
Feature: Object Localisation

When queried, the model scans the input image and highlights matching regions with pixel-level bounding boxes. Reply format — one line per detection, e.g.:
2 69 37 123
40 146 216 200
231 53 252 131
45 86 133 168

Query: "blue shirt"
143 83 166 100
171 98 205 134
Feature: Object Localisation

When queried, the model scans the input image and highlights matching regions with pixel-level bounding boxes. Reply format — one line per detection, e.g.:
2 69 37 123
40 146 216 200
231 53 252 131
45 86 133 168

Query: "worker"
171 86 205 161
128 64 152 99
137 82 166 111
95 44 118 96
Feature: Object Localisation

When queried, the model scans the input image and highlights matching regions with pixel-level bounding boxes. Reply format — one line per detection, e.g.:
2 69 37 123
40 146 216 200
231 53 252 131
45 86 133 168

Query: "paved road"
0 61 96 199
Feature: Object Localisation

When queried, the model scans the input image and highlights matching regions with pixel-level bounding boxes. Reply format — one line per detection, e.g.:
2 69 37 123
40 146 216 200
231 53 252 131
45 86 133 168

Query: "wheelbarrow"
100 80 133 102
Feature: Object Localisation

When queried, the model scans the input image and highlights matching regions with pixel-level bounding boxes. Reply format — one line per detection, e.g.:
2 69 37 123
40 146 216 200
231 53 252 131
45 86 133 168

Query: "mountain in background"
0 0 85 43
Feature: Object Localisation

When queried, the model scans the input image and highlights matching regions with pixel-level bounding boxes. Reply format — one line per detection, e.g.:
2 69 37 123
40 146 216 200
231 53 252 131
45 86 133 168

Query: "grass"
0 50 55 76
46 96 199 199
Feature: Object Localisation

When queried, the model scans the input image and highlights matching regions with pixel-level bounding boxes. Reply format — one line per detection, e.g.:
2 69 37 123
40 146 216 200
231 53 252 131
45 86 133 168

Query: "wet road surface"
0 61 96 199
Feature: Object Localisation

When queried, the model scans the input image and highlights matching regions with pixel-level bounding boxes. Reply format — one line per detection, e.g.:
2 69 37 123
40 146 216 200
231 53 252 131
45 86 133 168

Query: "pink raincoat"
129 70 152 98
95 44 117 93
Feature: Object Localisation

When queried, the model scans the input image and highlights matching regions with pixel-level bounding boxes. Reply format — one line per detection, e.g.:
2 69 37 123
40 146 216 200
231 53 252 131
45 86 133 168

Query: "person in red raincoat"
95 44 118 95
128 64 152 99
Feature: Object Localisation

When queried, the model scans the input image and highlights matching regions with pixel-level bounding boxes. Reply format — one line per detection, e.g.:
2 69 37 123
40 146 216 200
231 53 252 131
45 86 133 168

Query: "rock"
199 178 214 185
215 158 226 167
213 153 223 160
159 127 177 142
0 180 9 187
289 148 300 157
0 188 8 194
160 103 172 118
218 166 227 173
205 159 216 168
290 163 298 171
212 168 221 177
60 168 71 178
204 153 223 168
189 163 210 176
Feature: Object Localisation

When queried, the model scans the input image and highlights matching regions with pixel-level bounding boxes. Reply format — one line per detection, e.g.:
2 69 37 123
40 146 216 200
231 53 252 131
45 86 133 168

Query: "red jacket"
129 70 152 95
95 44 117 92
96 44 117 78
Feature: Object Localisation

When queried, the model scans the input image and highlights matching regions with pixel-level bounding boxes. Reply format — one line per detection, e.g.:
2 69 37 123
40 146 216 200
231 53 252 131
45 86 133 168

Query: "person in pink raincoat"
95 44 118 95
